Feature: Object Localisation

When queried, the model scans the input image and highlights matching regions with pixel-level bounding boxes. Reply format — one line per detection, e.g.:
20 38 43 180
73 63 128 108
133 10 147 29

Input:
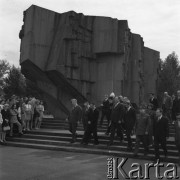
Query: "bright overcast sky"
0 0 180 66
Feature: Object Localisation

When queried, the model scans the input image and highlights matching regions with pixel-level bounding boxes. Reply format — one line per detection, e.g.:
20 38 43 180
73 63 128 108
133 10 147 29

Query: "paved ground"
0 146 180 180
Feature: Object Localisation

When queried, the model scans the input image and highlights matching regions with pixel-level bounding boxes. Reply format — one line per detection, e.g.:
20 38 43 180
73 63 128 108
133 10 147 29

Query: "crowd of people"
0 95 44 143
67 91 180 163
0 90 180 163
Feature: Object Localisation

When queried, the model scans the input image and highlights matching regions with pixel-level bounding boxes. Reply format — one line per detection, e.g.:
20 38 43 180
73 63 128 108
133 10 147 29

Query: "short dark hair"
11 104 16 109
156 108 163 113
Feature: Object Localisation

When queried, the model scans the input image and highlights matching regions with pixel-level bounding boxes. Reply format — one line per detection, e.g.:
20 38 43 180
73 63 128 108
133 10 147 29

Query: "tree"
158 52 180 98
0 59 10 89
3 66 26 97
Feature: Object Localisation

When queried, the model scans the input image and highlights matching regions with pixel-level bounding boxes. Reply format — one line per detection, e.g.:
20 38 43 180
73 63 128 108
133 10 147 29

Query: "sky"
0 0 180 67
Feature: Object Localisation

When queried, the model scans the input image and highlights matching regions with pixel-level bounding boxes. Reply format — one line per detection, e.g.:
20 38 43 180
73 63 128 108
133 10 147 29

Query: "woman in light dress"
38 101 44 129
18 102 26 131
34 100 40 129
24 101 32 131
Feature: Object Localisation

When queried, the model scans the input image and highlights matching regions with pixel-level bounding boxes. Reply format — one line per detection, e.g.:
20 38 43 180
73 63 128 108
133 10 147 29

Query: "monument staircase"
6 117 179 163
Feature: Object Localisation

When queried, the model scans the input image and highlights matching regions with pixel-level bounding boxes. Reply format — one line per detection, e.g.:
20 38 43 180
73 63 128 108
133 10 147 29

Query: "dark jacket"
87 108 99 125
135 113 150 135
124 107 136 131
163 96 172 110
92 108 99 125
102 99 110 112
1 109 10 127
149 97 158 111
147 110 156 135
173 98 180 117
82 106 89 124
153 116 169 139
69 105 82 123
111 103 125 123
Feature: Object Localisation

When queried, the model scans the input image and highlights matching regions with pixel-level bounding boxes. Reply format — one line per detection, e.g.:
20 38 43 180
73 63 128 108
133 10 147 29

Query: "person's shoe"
107 142 113 146
127 147 133 151
19 132 23 136
144 152 148 156
119 139 124 143
70 139 76 143
94 142 99 145
149 144 154 148
82 142 88 145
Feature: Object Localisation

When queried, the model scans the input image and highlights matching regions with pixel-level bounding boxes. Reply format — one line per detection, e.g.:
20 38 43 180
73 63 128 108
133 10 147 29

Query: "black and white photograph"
0 0 180 179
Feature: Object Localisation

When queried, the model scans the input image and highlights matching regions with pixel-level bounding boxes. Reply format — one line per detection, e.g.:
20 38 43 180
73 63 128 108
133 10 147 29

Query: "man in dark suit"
67 99 82 143
82 103 99 145
173 90 180 121
124 100 136 151
108 96 125 146
81 101 90 131
149 93 158 111
153 108 169 161
100 95 111 126
105 96 114 135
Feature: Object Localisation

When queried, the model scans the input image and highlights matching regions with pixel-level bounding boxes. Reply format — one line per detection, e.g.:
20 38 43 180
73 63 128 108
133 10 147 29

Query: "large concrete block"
19 5 160 117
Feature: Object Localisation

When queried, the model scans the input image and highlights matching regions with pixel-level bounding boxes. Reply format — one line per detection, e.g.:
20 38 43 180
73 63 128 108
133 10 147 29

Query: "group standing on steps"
0 95 44 143
67 90 180 165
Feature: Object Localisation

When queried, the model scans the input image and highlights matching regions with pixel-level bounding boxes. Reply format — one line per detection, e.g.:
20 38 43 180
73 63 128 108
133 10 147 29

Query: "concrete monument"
19 5 160 118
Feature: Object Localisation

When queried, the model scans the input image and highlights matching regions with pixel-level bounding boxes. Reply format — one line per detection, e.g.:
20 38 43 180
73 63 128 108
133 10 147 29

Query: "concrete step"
5 140 179 164
42 120 175 129
20 134 178 151
40 125 176 136
25 130 176 145
7 137 179 156
41 124 109 131
42 120 175 127
6 125 179 164
41 123 176 132
42 118 175 126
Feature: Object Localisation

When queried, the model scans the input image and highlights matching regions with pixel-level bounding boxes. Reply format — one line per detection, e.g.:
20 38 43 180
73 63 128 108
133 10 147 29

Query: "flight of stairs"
5 117 179 163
